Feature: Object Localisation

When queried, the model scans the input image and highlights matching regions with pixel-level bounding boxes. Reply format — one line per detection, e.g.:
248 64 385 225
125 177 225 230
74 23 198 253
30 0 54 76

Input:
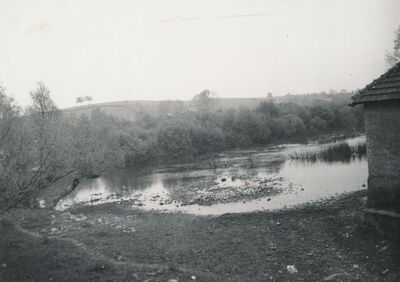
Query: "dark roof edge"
349 93 400 106
350 62 400 106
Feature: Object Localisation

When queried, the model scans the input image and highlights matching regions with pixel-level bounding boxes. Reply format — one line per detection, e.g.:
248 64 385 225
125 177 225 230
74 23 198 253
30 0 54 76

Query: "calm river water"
56 136 368 215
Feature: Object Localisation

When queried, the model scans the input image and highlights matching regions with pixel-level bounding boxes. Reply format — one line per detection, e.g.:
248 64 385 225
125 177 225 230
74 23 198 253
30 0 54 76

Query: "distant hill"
62 100 160 121
62 93 354 121
62 98 269 121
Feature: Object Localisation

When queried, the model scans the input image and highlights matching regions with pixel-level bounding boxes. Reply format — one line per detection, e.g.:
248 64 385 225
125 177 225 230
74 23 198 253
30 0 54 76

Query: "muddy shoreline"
1 190 400 281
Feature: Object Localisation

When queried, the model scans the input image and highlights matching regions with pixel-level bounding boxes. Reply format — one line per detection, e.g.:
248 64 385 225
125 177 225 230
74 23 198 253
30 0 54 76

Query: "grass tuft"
289 142 366 163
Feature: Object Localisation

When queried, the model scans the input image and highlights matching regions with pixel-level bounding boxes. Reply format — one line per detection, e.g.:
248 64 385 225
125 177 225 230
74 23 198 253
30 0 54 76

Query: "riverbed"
55 136 368 215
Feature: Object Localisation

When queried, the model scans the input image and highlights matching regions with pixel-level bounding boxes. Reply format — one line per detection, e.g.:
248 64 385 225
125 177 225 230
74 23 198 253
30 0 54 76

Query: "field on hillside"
62 92 355 121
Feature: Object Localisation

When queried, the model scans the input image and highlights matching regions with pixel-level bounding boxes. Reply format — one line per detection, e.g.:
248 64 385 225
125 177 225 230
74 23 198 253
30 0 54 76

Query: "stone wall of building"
364 100 400 213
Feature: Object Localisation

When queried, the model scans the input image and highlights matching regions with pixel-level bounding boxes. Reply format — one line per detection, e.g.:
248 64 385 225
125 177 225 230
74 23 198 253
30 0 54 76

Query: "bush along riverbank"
1 190 400 281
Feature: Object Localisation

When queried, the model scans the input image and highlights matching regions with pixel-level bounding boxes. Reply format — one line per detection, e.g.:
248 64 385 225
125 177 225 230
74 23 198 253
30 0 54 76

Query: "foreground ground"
1 190 399 281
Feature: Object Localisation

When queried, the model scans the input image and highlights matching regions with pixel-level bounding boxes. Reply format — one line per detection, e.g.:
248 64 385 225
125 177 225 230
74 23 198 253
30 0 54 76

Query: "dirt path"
1 190 400 281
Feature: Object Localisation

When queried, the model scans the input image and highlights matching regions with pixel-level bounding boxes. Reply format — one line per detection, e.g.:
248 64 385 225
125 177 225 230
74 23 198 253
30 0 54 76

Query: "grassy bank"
1 190 400 281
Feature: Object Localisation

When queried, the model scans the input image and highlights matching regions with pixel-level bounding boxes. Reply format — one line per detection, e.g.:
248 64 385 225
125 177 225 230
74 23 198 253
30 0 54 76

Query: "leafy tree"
0 86 21 207
157 119 194 158
157 100 185 116
0 83 69 208
0 86 20 144
308 117 328 134
26 83 65 181
257 100 278 117
69 109 125 177
192 90 216 112
253 115 272 144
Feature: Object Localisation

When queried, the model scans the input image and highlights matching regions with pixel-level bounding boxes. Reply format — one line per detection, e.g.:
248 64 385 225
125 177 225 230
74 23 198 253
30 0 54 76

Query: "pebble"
382 269 389 275
286 265 298 274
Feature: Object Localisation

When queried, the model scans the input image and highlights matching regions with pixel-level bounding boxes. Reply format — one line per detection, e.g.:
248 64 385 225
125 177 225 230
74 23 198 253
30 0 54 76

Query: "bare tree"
386 25 400 67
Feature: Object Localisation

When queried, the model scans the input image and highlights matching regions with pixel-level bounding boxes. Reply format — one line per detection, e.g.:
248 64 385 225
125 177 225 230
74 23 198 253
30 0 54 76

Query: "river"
56 136 368 215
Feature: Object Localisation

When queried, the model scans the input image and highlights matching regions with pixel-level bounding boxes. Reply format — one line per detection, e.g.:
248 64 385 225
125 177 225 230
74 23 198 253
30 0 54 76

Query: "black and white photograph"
1 0 400 281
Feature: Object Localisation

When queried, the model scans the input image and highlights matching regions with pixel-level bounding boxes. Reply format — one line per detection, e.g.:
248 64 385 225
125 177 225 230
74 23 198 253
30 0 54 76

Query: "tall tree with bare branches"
386 25 400 67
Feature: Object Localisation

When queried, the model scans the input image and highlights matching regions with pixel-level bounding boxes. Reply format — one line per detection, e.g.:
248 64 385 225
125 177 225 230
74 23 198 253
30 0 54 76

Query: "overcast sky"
1 0 399 108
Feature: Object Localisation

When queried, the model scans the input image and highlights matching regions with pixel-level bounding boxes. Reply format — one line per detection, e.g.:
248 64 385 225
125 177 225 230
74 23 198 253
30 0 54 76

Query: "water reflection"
56 136 367 215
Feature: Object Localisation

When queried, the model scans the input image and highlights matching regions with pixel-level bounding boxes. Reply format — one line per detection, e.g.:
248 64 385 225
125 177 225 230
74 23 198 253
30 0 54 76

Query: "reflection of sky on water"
56 136 367 215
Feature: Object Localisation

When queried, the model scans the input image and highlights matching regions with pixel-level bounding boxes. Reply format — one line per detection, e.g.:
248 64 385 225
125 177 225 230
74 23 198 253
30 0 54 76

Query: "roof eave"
350 62 400 106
